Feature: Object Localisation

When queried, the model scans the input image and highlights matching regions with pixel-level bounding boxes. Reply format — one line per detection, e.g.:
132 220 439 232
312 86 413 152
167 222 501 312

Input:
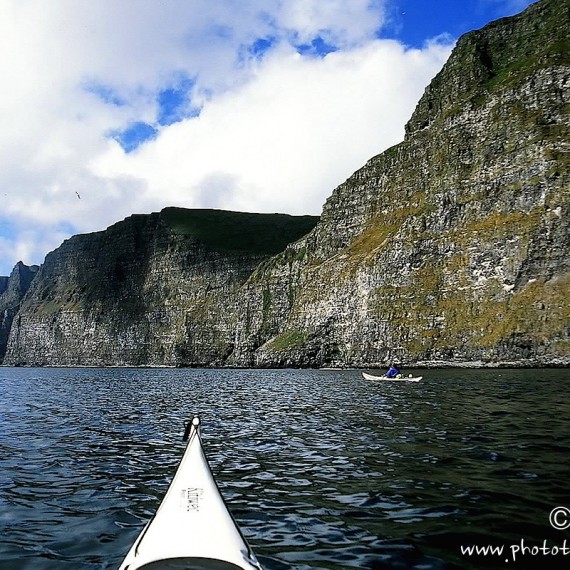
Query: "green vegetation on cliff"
161 208 318 255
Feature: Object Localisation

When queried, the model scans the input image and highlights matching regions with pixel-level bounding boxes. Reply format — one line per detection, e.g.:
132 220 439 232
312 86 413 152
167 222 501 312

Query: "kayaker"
385 364 400 378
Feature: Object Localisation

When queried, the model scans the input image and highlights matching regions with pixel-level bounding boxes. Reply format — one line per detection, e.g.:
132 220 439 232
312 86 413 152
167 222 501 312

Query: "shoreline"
1 360 568 370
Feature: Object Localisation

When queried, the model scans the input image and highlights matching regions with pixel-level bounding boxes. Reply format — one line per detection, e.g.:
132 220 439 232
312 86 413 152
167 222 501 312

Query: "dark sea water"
0 368 569 570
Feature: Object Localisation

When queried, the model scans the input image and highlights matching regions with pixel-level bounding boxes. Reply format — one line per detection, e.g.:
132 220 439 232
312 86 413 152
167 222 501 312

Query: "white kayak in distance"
119 417 263 570
362 372 423 382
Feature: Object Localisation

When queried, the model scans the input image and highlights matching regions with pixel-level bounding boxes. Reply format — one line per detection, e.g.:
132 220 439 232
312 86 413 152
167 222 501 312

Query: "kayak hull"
119 418 262 570
362 372 423 382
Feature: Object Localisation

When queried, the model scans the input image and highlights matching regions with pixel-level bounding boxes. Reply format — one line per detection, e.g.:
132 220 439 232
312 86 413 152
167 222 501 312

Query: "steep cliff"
3 0 569 368
0 262 39 361
2 209 317 366
229 0 570 367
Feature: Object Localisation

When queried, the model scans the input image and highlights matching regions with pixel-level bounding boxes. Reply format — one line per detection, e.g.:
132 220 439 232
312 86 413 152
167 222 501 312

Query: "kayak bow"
119 417 263 570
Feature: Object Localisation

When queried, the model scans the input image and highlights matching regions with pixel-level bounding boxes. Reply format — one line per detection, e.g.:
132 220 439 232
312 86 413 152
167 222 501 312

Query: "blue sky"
385 0 533 47
0 0 535 277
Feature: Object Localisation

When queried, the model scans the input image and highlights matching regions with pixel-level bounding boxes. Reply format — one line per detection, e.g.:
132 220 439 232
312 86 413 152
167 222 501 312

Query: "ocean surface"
0 368 569 569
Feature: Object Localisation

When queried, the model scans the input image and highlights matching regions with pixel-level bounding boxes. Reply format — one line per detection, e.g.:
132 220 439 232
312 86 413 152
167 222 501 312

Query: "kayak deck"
119 417 262 570
131 560 249 569
130 559 251 569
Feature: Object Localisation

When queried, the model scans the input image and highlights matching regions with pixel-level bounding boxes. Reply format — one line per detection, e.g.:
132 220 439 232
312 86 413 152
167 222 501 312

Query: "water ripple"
0 368 569 569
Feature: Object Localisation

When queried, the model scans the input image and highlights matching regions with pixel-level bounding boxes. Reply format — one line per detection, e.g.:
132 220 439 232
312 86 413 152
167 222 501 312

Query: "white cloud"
0 0 452 275
277 0 386 47
94 40 451 217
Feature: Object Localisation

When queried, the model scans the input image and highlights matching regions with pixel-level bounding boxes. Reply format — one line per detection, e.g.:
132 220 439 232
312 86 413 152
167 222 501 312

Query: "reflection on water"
0 368 569 569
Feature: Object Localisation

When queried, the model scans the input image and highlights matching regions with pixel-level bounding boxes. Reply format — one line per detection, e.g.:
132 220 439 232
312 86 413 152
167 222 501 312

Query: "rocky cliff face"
3 0 569 367
2 209 317 366
229 0 570 367
0 262 39 361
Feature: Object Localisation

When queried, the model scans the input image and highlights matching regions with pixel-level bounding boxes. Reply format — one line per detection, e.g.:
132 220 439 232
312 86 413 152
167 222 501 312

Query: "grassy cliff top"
160 207 319 255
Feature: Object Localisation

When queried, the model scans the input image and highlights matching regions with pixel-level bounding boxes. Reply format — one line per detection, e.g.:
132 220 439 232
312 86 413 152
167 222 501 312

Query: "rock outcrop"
2 0 569 367
0 262 39 361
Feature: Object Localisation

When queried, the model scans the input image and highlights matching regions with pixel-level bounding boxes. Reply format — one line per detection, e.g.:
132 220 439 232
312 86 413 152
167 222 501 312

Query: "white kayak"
119 417 263 570
362 372 423 382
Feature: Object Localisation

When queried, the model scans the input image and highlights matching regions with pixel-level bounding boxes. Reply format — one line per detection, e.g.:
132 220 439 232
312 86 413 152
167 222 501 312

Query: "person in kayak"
385 364 400 378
